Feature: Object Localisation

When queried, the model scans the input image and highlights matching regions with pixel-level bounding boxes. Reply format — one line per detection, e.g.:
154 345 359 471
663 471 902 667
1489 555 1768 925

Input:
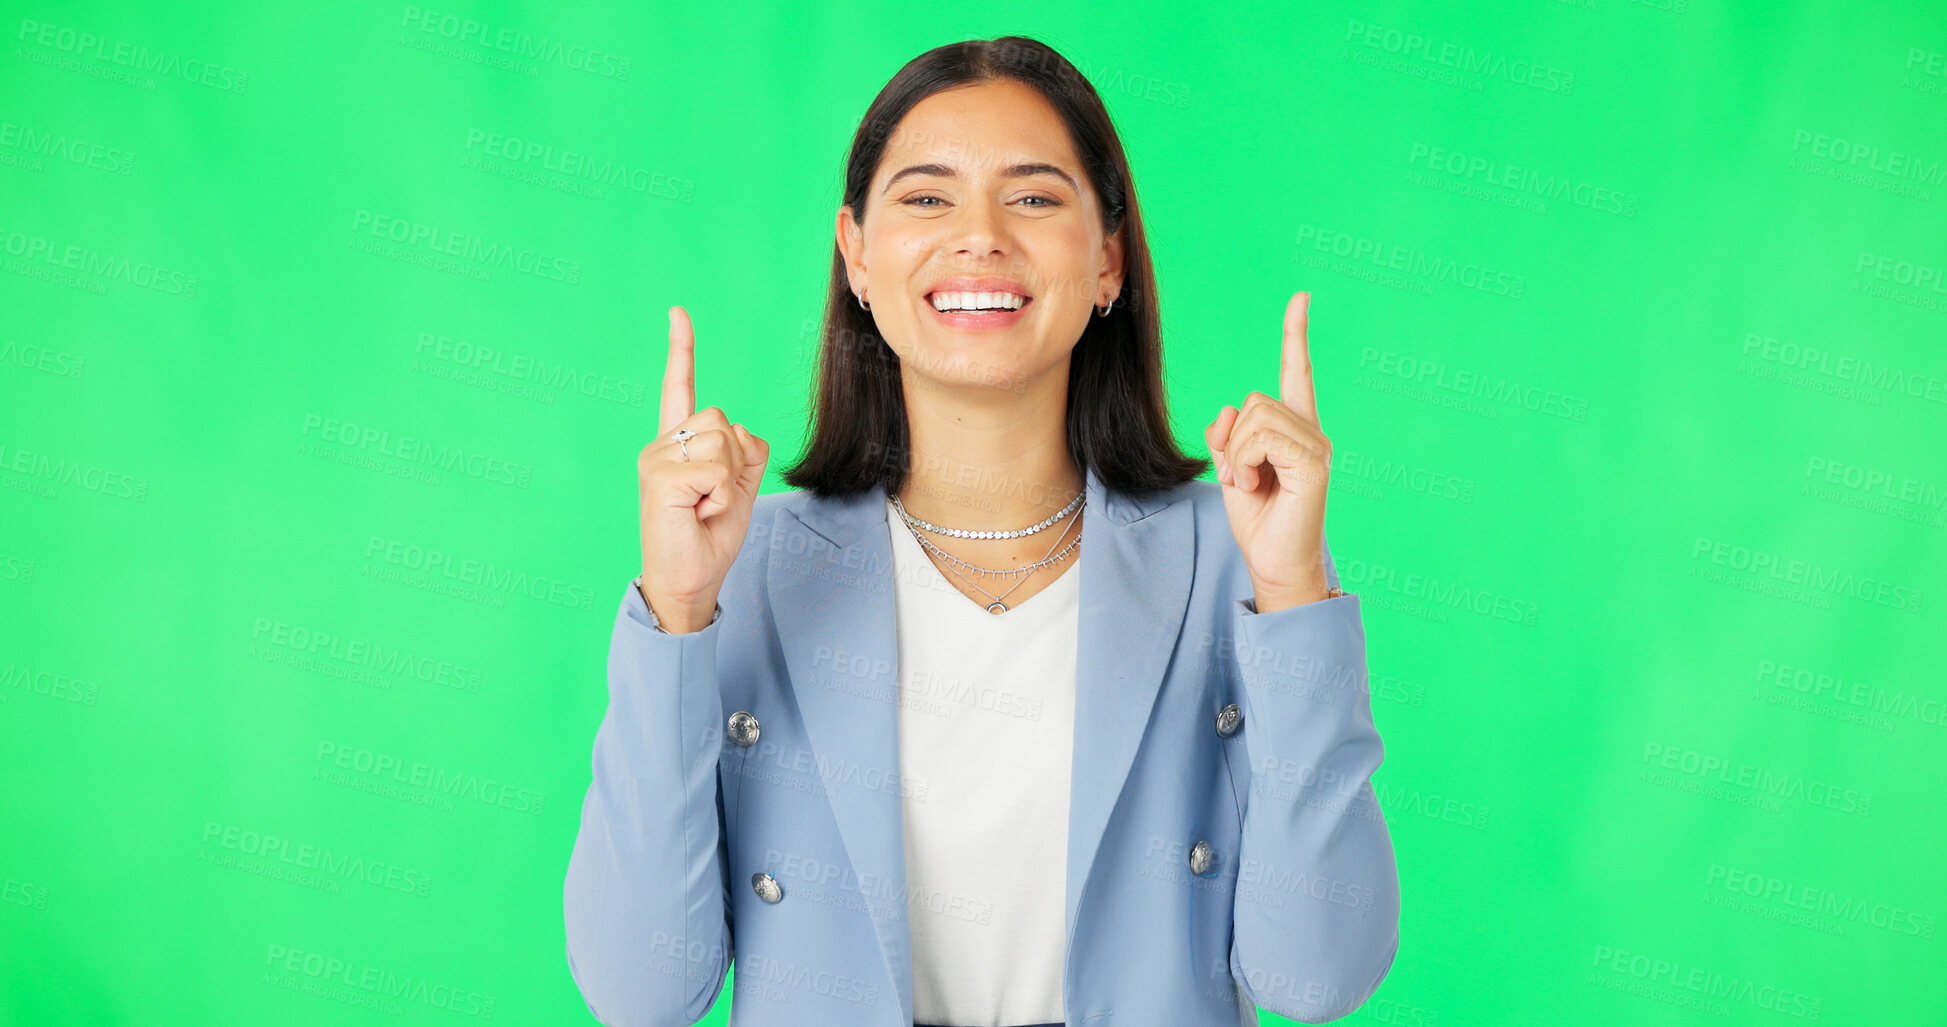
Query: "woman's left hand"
1204 291 1335 612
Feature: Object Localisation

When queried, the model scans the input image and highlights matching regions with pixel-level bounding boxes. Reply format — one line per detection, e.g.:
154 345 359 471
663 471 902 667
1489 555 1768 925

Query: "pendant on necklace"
986 600 1007 614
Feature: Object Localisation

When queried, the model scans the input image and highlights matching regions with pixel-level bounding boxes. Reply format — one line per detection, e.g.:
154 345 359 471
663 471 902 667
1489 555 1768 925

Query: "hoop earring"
857 292 871 311
1095 298 1114 317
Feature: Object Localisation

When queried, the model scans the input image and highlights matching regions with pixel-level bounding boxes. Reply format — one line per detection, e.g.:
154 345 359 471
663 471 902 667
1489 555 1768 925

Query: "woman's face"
838 78 1124 395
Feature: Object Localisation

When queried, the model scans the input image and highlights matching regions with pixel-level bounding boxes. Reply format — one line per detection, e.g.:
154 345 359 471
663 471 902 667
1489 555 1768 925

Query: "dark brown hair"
780 35 1208 500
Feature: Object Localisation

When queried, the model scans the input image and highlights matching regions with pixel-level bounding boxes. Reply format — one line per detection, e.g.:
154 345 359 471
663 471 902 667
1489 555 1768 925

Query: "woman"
565 35 1399 1027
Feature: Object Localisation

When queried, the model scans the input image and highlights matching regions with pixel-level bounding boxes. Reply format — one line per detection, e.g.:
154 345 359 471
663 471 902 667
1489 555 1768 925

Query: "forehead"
877 79 1081 183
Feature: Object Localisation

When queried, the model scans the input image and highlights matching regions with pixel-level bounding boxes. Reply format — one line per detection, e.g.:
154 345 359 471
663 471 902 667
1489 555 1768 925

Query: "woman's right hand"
638 306 770 633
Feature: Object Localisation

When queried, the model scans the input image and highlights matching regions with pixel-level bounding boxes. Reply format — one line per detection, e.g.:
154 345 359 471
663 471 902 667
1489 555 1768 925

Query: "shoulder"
1121 477 1241 558
739 486 843 552
743 485 856 525
1173 478 1223 513
740 488 816 552
1163 478 1229 535
753 487 812 516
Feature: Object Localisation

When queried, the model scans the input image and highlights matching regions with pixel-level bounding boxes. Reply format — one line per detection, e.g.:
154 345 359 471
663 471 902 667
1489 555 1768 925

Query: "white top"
886 495 1082 1027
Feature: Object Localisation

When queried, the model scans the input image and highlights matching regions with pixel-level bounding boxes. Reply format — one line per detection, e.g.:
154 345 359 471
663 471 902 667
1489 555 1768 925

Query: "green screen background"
4 1 1943 1024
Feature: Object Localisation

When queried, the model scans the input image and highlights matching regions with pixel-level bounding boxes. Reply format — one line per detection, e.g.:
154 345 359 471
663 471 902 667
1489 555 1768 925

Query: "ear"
836 204 867 294
1099 223 1126 304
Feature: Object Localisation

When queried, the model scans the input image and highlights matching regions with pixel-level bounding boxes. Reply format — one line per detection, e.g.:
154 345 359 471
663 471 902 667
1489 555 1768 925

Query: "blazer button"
728 711 760 747
1188 840 1215 877
1214 703 1243 738
751 871 783 903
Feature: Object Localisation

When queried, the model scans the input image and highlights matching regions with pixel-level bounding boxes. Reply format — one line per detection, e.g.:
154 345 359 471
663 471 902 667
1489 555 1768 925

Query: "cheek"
867 249 929 306
1028 237 1104 301
867 223 935 264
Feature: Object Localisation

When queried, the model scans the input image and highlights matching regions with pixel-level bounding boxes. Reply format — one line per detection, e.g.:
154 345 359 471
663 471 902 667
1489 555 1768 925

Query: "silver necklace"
897 499 1083 614
890 490 1082 540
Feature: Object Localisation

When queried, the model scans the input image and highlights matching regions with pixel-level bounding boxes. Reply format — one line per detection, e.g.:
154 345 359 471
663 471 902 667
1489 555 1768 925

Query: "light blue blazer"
564 465 1400 1026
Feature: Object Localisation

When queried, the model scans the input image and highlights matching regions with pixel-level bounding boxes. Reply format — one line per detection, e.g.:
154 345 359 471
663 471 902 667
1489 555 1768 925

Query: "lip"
924 275 1034 301
923 276 1034 332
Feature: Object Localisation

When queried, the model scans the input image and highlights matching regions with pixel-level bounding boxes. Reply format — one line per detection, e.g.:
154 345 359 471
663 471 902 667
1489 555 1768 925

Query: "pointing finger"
1280 291 1320 429
659 305 697 437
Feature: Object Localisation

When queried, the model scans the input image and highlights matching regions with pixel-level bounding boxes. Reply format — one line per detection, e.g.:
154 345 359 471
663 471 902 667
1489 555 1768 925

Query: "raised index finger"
659 305 696 436
1279 291 1320 428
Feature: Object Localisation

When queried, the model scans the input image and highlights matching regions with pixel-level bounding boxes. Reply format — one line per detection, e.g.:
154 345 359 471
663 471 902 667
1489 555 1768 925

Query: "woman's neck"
894 390 1083 534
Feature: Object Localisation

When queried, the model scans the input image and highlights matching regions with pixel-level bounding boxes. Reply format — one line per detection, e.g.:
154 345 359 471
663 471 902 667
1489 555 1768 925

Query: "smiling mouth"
926 291 1032 314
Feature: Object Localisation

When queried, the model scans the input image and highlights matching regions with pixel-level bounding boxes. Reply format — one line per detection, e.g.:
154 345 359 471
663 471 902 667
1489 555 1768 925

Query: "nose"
948 193 1011 261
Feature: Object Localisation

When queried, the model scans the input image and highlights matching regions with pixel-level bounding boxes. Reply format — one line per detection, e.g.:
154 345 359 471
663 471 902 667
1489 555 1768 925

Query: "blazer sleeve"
1225 535 1401 1023
564 575 734 1027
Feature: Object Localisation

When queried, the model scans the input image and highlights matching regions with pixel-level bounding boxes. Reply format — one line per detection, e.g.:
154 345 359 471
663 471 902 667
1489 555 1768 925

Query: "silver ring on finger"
670 427 696 462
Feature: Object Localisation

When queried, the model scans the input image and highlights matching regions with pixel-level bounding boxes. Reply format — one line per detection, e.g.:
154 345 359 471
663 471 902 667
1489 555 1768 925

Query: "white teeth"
929 290 1027 313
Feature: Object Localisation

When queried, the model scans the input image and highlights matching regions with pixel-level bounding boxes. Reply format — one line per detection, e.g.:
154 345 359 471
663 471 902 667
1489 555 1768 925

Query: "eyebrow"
882 161 1080 194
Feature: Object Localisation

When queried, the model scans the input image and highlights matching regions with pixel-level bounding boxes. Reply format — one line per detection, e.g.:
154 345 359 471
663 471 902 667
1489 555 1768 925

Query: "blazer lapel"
1063 468 1195 955
769 482 912 1021
770 466 1195 1024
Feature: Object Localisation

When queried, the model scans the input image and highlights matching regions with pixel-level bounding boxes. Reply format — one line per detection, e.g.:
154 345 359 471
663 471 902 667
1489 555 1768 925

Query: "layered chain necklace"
890 489 1085 614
